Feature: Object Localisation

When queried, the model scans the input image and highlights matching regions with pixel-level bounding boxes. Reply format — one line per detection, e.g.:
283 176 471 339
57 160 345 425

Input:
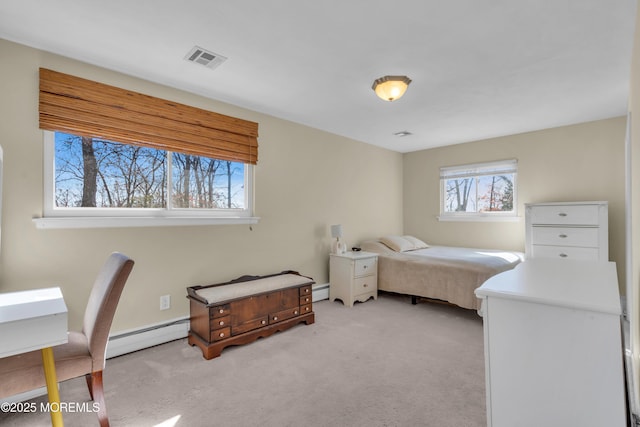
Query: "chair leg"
87 371 109 427
85 373 94 400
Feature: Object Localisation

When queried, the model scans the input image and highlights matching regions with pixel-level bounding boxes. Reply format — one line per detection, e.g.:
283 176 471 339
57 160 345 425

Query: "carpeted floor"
0 293 486 427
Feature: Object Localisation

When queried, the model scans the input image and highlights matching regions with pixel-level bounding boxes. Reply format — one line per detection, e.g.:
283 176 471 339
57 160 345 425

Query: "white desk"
475 259 626 427
0 287 68 427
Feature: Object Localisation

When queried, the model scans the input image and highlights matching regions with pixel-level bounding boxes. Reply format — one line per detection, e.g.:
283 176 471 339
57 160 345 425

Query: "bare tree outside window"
54 132 245 210
441 160 516 216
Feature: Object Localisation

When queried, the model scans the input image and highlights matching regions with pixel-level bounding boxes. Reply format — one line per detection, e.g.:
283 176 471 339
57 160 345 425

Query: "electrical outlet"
160 295 171 310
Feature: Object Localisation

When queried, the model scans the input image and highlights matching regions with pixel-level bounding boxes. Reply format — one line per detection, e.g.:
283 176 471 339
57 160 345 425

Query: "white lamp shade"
331 224 343 238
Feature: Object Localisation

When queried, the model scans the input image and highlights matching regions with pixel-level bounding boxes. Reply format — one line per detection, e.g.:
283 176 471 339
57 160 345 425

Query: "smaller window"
439 159 517 221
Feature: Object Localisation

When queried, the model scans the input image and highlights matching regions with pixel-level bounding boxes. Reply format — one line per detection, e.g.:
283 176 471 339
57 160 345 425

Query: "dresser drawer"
210 315 231 329
210 327 231 342
270 306 301 324
530 245 600 260
299 294 312 306
529 205 600 226
354 257 377 277
531 226 599 248
353 276 376 296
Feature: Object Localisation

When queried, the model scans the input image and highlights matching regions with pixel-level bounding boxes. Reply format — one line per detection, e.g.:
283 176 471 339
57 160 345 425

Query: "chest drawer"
354 257 376 277
530 245 600 260
529 205 600 226
531 227 599 247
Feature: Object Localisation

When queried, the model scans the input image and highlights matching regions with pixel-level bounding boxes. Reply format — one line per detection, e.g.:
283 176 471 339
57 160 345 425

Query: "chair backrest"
82 252 135 370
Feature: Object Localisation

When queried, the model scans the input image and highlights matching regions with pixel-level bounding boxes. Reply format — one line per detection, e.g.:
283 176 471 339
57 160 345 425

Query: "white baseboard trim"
2 283 330 404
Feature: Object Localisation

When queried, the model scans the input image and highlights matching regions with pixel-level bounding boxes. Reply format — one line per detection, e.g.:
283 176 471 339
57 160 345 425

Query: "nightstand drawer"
531 227 599 247
529 205 600 226
354 257 376 277
353 276 376 296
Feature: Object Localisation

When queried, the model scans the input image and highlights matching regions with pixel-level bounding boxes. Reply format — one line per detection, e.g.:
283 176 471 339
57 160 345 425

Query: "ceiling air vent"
184 46 227 70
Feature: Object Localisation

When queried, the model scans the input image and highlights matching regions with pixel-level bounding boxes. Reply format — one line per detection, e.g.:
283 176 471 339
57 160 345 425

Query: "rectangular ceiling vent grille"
184 46 227 70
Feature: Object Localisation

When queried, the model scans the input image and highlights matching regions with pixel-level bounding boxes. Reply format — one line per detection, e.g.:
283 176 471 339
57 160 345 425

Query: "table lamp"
331 224 346 255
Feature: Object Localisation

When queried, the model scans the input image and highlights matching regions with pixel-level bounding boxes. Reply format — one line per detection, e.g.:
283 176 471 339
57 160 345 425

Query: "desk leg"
41 347 64 427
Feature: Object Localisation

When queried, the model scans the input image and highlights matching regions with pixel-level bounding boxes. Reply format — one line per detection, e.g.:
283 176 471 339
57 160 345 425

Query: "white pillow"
403 235 429 250
380 235 415 252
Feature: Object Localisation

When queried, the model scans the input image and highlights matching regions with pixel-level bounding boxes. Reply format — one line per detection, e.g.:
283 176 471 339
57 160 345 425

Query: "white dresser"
329 251 378 307
475 259 625 427
525 201 608 261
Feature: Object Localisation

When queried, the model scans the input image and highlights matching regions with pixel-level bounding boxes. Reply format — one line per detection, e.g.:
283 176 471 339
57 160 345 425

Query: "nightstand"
329 251 378 307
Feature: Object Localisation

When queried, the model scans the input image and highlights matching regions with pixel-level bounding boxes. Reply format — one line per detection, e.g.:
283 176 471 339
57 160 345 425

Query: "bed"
360 236 524 311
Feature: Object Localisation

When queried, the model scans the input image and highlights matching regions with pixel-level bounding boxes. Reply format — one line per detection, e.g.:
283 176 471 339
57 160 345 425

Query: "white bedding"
360 240 524 310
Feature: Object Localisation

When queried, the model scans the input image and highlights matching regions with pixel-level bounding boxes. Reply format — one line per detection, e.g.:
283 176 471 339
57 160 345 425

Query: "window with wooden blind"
34 69 259 229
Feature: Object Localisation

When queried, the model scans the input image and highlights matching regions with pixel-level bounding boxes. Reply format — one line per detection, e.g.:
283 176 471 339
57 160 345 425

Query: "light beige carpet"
0 293 486 427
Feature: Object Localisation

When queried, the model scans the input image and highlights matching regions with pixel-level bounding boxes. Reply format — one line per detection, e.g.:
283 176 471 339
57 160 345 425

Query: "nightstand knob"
363 283 368 287
559 212 567 217
559 253 568 258
559 234 567 238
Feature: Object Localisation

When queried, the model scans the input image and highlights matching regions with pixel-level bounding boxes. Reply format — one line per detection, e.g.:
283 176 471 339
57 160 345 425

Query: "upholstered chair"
0 252 134 427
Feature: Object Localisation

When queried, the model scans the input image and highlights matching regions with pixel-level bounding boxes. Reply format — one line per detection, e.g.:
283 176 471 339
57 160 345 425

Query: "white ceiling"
0 1 636 153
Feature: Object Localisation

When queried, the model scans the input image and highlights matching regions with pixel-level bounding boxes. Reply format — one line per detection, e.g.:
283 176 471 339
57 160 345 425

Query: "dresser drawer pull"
219 332 225 338
363 283 368 288
219 320 225 326
558 212 567 217
305 288 310 293
559 234 568 238
559 253 568 258
261 320 267 325
294 310 298 315
273 316 278 321
219 309 225 314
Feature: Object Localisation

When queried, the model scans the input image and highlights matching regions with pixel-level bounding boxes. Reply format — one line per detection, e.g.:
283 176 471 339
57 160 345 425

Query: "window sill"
437 215 521 223
33 216 260 229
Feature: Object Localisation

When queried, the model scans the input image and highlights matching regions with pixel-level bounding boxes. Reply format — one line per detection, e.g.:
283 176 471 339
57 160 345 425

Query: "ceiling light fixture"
372 75 412 101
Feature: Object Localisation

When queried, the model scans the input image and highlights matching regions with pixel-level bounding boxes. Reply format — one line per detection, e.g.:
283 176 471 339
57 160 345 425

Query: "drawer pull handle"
219 321 225 326
558 213 567 217
294 310 298 315
559 253 568 258
305 289 310 293
219 309 224 314
559 234 567 238
363 283 368 288
273 316 278 321
219 332 225 338
261 320 267 325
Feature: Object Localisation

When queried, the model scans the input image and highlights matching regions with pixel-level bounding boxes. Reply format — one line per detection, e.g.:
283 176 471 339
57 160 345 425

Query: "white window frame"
33 131 259 229
438 159 518 222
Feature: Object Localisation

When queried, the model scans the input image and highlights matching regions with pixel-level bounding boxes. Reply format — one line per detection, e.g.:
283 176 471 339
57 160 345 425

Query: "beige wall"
403 117 627 280
0 39 403 331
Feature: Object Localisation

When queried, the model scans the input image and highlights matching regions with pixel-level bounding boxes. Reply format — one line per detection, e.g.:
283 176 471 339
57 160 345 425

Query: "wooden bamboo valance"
39 68 258 164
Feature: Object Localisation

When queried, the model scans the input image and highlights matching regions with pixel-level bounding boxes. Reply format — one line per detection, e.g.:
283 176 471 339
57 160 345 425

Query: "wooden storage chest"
187 271 315 359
